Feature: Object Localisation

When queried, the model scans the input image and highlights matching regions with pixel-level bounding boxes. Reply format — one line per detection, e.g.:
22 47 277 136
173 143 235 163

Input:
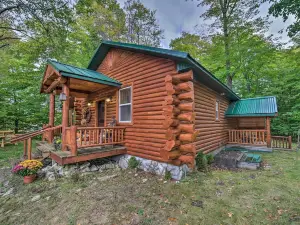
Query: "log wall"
237 117 265 129
93 48 184 163
194 81 236 154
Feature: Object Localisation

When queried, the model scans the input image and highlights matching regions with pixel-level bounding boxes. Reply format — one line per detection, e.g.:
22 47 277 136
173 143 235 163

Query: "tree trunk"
223 16 232 89
14 119 19 133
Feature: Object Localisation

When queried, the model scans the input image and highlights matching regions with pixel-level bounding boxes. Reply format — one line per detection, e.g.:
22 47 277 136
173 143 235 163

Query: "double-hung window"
119 86 132 122
215 100 219 120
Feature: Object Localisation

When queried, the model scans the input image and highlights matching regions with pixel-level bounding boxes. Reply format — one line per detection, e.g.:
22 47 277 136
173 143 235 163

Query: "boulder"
31 195 41 202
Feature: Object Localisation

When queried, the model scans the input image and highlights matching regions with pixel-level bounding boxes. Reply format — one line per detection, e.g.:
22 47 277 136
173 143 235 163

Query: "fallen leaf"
277 209 283 215
228 212 233 218
168 217 177 222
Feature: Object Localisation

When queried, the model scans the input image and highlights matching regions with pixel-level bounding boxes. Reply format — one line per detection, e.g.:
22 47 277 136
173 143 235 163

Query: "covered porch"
40 60 126 164
225 97 292 150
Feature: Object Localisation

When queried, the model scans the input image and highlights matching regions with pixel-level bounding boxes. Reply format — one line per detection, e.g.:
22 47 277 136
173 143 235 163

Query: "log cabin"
11 40 292 171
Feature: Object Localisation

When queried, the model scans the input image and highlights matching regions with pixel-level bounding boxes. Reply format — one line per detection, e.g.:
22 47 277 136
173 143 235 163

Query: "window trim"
215 100 220 121
118 86 132 123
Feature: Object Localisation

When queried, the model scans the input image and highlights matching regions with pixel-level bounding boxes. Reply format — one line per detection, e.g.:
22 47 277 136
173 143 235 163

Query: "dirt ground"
0 145 300 225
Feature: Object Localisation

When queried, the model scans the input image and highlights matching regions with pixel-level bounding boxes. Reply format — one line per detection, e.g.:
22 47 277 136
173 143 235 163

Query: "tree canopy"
0 0 299 138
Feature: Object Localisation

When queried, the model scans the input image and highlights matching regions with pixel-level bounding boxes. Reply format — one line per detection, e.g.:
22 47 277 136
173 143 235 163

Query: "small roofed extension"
39 40 279 167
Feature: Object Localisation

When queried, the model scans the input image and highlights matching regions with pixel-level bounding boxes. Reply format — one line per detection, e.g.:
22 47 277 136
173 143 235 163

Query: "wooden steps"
50 145 126 165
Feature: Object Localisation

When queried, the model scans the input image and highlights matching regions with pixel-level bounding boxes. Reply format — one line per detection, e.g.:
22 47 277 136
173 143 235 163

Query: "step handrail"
11 125 62 143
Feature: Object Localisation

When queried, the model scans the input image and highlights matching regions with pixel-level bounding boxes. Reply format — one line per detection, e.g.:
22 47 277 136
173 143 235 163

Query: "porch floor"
50 145 126 165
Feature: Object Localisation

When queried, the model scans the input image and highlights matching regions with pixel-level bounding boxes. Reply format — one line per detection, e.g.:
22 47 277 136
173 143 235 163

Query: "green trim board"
225 96 278 117
87 40 240 101
47 60 122 87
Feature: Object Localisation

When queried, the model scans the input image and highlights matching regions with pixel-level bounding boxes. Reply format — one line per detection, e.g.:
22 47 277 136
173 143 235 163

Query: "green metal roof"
87 40 240 101
225 96 278 117
48 60 121 87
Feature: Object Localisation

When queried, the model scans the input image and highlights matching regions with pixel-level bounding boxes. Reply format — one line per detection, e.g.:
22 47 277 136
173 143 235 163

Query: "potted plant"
12 160 43 184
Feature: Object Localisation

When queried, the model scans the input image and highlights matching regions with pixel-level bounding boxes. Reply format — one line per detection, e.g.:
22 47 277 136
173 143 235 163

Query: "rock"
2 188 13 197
80 162 90 170
81 167 90 173
97 174 118 182
191 200 203 208
31 195 41 202
45 196 51 201
134 173 138 177
47 173 56 181
90 165 99 172
42 165 52 172
104 163 115 169
163 181 167 184
3 181 9 187
216 180 225 186
142 179 147 183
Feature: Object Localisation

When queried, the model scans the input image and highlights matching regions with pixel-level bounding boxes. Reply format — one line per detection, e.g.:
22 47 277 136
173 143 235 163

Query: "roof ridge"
239 96 276 101
102 40 189 56
48 59 93 72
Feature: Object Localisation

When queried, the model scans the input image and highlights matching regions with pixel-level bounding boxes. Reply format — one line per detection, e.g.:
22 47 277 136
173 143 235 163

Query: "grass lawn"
0 143 299 225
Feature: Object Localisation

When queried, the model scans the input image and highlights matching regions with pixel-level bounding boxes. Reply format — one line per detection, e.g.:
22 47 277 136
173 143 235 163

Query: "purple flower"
12 164 24 173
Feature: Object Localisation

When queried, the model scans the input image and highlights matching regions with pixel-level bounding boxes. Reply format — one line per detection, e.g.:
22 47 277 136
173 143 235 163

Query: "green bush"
206 154 214 164
128 157 140 169
195 152 208 172
164 170 172 180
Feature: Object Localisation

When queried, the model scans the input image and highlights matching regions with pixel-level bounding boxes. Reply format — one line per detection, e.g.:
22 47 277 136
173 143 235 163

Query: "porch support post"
62 80 70 151
266 116 271 148
48 93 55 143
70 126 78 156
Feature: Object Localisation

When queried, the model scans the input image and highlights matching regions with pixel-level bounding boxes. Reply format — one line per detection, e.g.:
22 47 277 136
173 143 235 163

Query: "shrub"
206 154 214 164
128 157 140 169
195 152 208 172
164 170 172 180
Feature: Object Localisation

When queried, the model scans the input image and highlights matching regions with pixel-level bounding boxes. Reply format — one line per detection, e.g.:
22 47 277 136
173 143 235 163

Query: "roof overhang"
41 60 122 94
225 96 278 118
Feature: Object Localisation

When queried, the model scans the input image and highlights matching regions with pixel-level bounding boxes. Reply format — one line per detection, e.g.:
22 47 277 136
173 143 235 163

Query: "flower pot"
23 174 36 184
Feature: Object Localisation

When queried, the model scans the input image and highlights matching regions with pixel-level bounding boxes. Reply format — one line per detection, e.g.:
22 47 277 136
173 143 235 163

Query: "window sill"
117 122 133 126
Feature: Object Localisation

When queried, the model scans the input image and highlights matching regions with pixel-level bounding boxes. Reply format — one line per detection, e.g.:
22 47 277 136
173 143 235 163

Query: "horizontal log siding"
237 117 265 129
94 48 179 162
194 81 235 153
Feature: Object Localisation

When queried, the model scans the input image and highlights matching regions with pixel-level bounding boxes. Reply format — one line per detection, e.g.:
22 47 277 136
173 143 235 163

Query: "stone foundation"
112 154 189 180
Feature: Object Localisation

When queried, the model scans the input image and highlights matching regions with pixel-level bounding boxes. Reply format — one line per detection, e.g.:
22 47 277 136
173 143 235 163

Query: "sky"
118 0 295 48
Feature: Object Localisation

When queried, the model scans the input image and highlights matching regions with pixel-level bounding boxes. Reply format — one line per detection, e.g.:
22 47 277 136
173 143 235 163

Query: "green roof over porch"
225 96 278 117
48 60 122 87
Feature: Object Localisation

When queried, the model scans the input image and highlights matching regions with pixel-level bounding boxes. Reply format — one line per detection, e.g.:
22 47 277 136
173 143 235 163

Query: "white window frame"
119 86 132 123
215 100 219 120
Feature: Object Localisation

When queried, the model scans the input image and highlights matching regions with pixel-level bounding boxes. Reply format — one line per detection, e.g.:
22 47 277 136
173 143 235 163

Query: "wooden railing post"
27 138 32 160
70 126 78 156
288 136 292 149
266 117 271 148
23 139 27 159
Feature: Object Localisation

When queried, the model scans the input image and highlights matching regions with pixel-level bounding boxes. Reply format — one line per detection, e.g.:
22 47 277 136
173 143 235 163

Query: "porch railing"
271 136 292 149
228 129 267 145
65 126 126 156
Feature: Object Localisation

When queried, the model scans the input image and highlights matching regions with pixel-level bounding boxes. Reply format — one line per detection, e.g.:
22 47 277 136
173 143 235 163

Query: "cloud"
118 0 295 48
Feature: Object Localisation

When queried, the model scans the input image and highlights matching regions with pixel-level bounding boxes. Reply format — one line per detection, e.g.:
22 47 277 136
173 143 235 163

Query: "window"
119 86 132 122
215 100 219 120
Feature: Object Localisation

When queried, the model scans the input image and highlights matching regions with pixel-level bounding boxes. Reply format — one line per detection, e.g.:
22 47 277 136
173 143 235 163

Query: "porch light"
59 92 67 101
87 102 92 107
106 97 112 102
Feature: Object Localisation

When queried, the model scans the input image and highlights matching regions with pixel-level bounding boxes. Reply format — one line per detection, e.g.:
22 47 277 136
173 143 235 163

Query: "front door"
97 101 105 127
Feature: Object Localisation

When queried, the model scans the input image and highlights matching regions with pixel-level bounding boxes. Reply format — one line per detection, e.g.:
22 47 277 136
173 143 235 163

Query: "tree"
187 0 261 89
124 0 164 47
268 0 300 38
0 0 73 49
